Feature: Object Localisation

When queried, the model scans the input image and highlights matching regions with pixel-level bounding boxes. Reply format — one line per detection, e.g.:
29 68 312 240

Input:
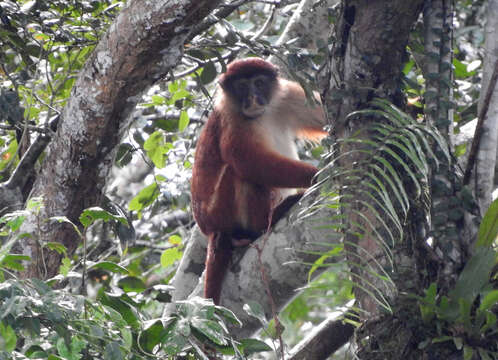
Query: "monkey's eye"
234 81 249 95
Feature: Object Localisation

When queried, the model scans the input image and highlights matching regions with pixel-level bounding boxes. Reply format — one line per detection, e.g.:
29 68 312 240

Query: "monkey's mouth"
242 105 265 118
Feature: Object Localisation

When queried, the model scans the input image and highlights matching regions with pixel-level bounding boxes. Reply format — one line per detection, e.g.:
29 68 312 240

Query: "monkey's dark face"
226 74 276 119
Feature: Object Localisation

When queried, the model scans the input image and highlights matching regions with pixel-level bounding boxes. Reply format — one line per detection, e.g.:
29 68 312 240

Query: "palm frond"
300 99 449 313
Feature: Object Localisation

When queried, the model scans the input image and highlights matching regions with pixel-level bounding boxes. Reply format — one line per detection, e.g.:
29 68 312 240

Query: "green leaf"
191 318 227 346
80 207 128 228
89 261 129 275
169 234 182 245
453 58 476 79
160 247 183 268
479 290 498 311
151 95 166 106
143 131 173 168
239 338 272 355
115 143 134 167
101 294 140 330
449 248 495 305
1 254 30 271
0 322 17 352
118 276 146 293
104 342 123 360
178 110 189 131
59 257 71 277
121 327 132 350
214 306 242 327
243 302 267 326
309 244 343 280
162 321 189 355
463 345 474 360
200 61 217 84
455 143 467 158
420 283 437 323
2 214 25 231
477 198 498 247
478 348 493 360
45 242 68 255
139 320 165 352
129 182 160 213
56 336 86 360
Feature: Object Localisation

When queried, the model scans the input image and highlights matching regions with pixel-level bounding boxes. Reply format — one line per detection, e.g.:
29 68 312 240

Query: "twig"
6 132 51 190
0 123 52 133
463 60 498 185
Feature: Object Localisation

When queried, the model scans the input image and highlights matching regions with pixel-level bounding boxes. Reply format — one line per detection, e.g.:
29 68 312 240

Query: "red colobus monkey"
191 58 327 304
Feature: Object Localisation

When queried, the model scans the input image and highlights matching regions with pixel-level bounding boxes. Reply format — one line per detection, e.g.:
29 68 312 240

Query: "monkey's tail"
204 232 232 304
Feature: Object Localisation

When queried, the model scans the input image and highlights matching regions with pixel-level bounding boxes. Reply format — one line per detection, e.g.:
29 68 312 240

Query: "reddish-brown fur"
191 58 326 304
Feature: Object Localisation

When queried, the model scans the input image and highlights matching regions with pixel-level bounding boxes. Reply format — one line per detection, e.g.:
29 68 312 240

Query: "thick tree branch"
15 0 222 278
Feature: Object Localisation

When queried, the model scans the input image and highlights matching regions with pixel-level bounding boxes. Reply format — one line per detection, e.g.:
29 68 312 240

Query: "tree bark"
15 0 222 279
475 0 498 215
329 0 424 315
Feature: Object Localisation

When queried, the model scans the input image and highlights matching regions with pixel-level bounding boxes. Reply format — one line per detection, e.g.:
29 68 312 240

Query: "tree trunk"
14 0 222 279
323 1 462 358
474 0 498 215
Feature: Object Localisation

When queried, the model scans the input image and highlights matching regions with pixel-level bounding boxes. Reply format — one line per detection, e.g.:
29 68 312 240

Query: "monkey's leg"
204 233 232 304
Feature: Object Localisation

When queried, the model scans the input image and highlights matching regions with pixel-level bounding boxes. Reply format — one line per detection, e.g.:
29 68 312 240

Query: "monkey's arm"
221 136 317 188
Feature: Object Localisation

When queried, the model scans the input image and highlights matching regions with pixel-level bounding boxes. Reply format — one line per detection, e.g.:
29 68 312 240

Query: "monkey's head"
219 58 278 119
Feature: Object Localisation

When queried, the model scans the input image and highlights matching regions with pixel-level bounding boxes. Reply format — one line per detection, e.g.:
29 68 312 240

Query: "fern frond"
301 99 449 313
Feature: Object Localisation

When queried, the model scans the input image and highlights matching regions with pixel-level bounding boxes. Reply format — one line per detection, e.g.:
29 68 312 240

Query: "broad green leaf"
129 183 160 213
59 257 71 277
139 320 165 353
160 247 183 268
479 290 498 311
178 110 189 131
151 95 166 106
453 58 476 79
463 345 474 360
169 235 182 245
118 276 146 293
239 338 272 354
449 248 495 305
243 302 267 326
143 131 172 168
45 242 67 255
200 61 217 84
0 322 17 352
1 254 30 271
89 261 129 275
104 342 123 360
80 207 128 227
191 318 227 346
476 198 498 247
101 294 140 330
214 306 242 326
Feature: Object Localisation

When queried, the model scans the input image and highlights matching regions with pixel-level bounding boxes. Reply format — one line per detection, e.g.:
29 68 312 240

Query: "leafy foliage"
417 200 498 359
